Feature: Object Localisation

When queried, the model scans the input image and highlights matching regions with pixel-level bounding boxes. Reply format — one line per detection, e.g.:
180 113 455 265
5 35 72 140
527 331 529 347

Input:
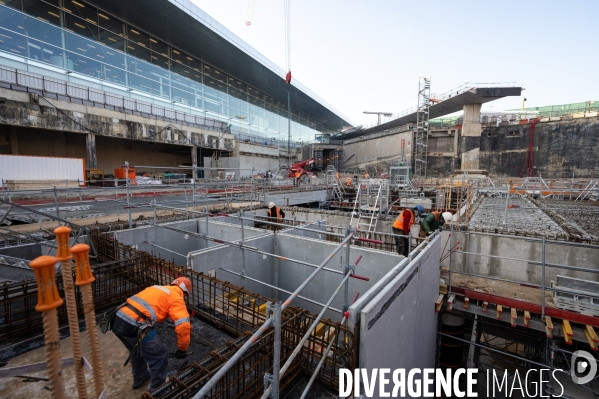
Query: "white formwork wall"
358 235 441 398
0 154 85 182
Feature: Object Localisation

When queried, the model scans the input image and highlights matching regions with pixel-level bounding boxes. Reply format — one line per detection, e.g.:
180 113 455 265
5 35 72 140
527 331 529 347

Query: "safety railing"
0 65 230 134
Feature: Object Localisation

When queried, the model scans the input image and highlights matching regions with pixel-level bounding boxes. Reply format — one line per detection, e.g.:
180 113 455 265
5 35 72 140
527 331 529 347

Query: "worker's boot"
132 369 151 389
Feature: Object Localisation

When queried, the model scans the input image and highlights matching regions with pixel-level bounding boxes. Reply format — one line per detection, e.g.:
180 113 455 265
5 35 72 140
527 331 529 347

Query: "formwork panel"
359 235 440 398
189 235 275 297
114 220 202 265
276 233 401 318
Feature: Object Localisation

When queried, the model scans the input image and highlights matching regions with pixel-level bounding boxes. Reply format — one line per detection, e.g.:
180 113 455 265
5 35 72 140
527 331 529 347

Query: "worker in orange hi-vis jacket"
111 277 192 391
392 205 424 256
364 171 370 179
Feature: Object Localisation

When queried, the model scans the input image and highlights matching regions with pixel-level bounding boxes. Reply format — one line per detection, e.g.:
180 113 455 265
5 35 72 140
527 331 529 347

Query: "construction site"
0 1 599 399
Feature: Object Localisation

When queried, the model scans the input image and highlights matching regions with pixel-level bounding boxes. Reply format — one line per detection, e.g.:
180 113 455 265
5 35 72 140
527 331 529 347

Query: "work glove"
175 350 187 359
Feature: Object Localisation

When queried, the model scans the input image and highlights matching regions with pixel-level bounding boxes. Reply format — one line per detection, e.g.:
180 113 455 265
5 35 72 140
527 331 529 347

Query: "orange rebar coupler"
30 256 63 311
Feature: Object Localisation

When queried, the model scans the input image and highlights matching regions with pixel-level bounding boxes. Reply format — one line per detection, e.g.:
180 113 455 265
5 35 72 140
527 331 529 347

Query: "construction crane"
246 0 256 26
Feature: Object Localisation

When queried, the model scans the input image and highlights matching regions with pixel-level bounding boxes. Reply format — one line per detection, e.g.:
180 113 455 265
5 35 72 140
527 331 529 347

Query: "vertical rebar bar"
55 227 87 399
72 244 105 398
30 255 65 399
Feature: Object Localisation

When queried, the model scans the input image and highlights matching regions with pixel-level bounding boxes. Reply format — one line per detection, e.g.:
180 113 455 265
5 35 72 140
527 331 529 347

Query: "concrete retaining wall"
442 231 599 286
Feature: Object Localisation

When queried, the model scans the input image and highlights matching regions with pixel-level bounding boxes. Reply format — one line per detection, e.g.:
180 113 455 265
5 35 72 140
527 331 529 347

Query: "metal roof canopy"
338 87 522 140
89 0 353 132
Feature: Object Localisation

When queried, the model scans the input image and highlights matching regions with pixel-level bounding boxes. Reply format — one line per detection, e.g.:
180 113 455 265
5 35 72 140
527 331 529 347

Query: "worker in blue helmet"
392 205 424 256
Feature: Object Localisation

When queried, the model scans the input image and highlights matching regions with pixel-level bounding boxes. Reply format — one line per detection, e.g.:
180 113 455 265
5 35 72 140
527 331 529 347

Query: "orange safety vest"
431 211 441 221
393 209 415 230
269 207 282 219
346 178 352 186
365 172 370 179
118 285 191 351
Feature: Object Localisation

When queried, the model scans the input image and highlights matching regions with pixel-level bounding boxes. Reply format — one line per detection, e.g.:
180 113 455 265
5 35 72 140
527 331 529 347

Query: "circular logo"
571 350 597 385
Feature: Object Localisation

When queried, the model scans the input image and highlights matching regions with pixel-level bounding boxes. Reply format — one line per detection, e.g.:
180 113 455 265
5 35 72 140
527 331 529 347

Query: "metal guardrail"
0 65 230 134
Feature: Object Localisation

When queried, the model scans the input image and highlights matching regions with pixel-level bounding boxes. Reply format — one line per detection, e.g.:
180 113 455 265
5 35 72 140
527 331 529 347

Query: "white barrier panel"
358 235 441 398
0 154 85 183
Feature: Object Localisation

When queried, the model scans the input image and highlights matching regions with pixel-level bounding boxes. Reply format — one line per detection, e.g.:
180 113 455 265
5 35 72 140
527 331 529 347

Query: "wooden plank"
562 320 574 337
511 308 517 327
483 302 488 312
562 321 573 345
457 288 599 328
524 311 531 328
496 305 503 320
447 294 455 311
584 329 599 351
585 325 599 343
464 297 469 309
435 294 445 312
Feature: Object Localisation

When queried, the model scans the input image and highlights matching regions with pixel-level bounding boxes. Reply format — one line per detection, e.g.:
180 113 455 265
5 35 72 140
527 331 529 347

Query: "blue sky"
193 0 598 126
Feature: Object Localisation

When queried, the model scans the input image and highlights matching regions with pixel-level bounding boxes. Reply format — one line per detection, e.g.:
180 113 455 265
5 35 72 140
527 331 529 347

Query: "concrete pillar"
86 133 97 169
462 104 482 137
461 104 482 170
191 146 198 180
10 126 18 154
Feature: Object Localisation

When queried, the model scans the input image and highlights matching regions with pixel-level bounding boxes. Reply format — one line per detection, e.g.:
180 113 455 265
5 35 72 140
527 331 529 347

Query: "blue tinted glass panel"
172 87 193 106
24 14 61 46
102 64 126 85
99 45 125 70
150 54 169 78
0 5 25 33
99 28 125 53
66 50 103 79
126 54 151 75
27 37 63 64
0 27 26 56
128 72 156 95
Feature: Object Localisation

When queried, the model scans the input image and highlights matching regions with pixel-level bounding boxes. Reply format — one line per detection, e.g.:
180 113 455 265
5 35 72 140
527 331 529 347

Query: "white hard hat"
268 202 275 209
442 212 453 222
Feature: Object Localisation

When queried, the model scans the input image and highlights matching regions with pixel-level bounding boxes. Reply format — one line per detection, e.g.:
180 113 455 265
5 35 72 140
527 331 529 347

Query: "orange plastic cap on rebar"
30 256 64 311
54 226 72 261
71 244 95 285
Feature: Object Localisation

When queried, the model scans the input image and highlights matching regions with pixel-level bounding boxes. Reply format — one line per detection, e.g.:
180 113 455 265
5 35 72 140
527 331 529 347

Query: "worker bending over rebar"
109 277 192 391
392 205 424 256
420 211 453 237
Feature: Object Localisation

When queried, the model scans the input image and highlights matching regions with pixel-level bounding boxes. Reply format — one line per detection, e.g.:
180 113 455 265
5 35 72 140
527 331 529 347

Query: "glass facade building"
0 0 352 143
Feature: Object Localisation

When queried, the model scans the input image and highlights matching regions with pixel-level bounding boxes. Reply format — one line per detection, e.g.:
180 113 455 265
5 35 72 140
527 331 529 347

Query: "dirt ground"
0 316 237 399
0 325 133 399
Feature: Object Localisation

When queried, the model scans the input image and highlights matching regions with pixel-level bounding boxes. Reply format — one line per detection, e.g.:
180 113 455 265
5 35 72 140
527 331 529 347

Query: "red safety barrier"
350 274 370 281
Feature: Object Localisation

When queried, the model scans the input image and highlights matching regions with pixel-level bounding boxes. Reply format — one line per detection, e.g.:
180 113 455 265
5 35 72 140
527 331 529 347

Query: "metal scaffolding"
414 77 431 178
